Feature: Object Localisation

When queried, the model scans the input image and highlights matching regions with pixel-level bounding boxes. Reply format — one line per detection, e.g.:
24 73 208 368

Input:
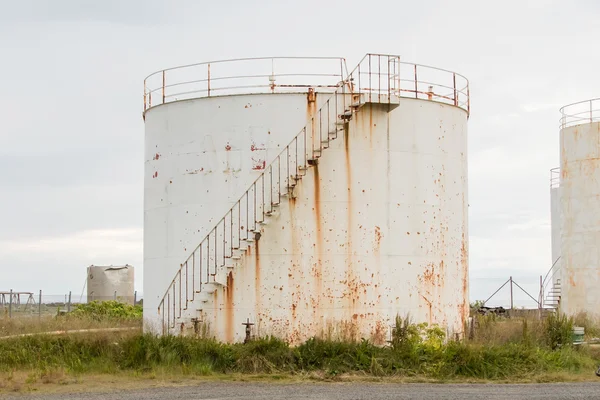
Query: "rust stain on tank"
343 115 356 315
313 164 323 328
374 226 382 254
369 106 373 150
307 88 317 153
225 271 234 343
254 239 261 316
460 231 469 325
371 320 386 345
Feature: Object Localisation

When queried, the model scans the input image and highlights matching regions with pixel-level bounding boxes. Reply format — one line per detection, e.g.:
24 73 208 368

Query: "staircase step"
197 292 212 303
203 282 224 294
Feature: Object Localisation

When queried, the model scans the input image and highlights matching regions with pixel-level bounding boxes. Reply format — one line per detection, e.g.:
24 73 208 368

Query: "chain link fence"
0 290 142 319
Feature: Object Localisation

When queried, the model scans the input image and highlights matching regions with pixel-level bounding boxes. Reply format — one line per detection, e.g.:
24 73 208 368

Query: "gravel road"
4 382 600 400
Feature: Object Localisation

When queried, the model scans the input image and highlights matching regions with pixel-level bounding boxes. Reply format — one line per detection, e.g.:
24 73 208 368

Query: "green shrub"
544 313 573 350
70 301 142 321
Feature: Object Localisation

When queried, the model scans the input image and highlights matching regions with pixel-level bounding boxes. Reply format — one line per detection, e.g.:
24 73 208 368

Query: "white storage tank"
143 54 470 343
559 98 600 316
87 265 135 304
550 168 561 286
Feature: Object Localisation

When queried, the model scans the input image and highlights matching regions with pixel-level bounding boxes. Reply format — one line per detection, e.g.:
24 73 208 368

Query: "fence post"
114 291 117 301
8 289 12 319
134 291 137 305
38 290 42 319
67 291 72 313
510 276 514 310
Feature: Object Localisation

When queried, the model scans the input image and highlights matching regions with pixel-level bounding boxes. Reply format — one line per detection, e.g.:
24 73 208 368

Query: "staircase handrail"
541 256 562 307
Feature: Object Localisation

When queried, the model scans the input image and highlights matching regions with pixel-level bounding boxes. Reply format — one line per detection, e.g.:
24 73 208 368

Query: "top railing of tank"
550 167 560 189
142 55 470 116
560 98 600 129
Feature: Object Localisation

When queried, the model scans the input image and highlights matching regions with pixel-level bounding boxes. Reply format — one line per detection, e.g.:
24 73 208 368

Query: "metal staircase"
541 257 562 311
544 279 562 310
156 54 470 335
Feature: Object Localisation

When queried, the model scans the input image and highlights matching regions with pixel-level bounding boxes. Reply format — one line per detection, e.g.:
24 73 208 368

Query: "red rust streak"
254 238 261 327
225 272 234 343
313 164 323 328
344 115 355 316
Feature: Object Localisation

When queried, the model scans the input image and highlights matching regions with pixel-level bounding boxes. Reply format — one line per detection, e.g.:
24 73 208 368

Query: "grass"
0 301 142 338
1 309 600 394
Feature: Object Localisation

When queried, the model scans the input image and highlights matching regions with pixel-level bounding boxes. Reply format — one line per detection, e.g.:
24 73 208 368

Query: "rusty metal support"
172 285 175 327
453 73 457 106
242 318 254 343
378 54 381 104
467 85 470 116
192 252 195 301
368 54 372 103
414 65 418 99
178 270 182 317
185 261 189 307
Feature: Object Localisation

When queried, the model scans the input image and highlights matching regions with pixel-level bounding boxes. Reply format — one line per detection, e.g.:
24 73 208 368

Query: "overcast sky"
1 0 599 306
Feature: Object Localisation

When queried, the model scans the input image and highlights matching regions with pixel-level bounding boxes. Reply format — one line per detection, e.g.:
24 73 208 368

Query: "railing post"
368 54 372 103
377 54 381 103
453 73 457 107
143 81 147 112
207 64 211 97
414 64 418 99
467 84 470 117
67 291 71 313
162 70 165 104
8 289 12 319
179 270 182 317
185 262 189 307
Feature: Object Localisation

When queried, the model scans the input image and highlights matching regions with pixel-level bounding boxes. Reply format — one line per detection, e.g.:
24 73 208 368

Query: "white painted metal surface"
143 55 470 341
550 168 561 287
143 93 331 330
87 265 135 304
559 115 600 316
201 99 469 343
